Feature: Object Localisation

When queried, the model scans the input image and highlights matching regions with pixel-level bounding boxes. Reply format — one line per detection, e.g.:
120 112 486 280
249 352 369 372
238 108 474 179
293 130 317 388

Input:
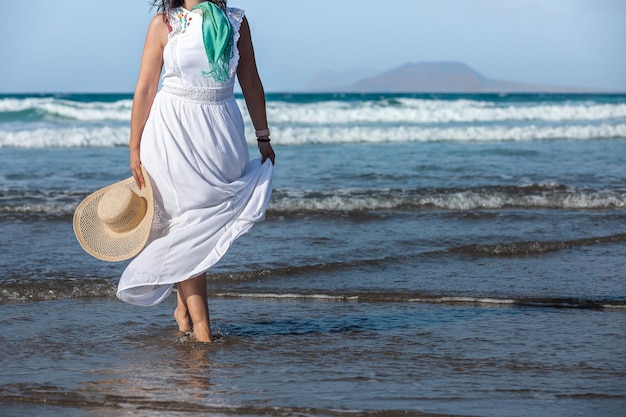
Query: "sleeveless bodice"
162 7 245 91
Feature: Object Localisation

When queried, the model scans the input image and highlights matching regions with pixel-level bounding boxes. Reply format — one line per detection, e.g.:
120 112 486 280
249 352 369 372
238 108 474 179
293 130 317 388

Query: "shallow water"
1 93 626 416
1 296 625 417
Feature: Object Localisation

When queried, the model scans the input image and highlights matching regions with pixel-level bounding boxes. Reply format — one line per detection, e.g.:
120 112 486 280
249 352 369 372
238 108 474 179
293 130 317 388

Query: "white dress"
117 7 273 306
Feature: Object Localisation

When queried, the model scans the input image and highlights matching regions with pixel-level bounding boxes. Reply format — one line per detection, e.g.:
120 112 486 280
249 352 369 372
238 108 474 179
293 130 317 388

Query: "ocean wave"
205 230 626 280
2 184 625 219
216 292 625 310
275 123 626 144
2 96 625 125
451 233 626 256
0 97 132 122
269 184 626 213
0 126 130 148
2 95 626 147
267 98 626 125
2 123 624 148
0 188 88 219
2 277 622 310
0 278 117 302
3 229 624 306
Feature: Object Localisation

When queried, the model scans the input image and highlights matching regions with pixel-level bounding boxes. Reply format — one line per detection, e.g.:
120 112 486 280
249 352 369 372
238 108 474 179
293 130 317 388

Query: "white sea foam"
3 185 625 217
3 96 625 125
0 202 76 216
215 293 358 301
264 99 626 125
408 297 517 305
602 304 626 310
2 123 625 148
263 123 626 145
268 187 626 212
2 179 624 217
2 96 625 147
0 97 132 121
0 126 130 148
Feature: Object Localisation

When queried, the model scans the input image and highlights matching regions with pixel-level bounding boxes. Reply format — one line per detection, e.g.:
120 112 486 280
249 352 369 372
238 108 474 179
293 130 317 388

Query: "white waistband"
160 81 234 103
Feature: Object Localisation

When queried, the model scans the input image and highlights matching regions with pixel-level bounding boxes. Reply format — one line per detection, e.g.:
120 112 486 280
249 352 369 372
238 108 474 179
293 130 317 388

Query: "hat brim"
73 167 154 262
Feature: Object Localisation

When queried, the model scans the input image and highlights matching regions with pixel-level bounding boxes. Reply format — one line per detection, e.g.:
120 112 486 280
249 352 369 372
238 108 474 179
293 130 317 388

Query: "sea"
0 92 625 417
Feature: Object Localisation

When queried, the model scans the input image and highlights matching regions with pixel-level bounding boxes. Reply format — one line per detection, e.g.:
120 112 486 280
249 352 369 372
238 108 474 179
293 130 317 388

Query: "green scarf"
191 2 233 83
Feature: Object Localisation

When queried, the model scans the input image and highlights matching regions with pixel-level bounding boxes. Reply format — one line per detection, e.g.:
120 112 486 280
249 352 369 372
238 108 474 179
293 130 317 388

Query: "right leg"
178 273 212 343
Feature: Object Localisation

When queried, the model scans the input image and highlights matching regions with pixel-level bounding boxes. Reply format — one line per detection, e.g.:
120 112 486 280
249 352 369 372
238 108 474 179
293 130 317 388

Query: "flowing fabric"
117 7 273 306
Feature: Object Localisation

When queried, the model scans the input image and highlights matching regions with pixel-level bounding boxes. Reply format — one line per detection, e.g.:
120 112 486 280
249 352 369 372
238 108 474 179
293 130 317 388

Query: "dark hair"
151 0 227 16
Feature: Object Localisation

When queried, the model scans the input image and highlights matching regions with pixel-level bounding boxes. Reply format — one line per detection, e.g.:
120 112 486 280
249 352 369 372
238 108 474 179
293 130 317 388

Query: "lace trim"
227 7 245 79
167 8 184 34
161 80 235 103
167 9 183 78
169 34 181 79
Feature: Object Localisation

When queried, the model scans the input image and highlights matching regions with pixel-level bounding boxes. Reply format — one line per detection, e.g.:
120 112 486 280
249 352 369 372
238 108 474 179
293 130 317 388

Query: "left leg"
174 285 192 333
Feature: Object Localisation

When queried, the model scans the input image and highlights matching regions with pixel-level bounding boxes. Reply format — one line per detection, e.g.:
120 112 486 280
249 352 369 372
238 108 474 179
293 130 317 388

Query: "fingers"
258 142 276 165
132 167 145 190
262 151 275 165
130 160 145 190
130 148 144 189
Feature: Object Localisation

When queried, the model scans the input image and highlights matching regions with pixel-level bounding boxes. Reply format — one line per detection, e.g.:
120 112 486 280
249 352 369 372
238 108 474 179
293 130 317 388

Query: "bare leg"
178 273 212 343
174 286 192 333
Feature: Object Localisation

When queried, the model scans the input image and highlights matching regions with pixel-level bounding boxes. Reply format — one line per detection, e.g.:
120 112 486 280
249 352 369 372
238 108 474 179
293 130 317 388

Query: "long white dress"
117 7 273 306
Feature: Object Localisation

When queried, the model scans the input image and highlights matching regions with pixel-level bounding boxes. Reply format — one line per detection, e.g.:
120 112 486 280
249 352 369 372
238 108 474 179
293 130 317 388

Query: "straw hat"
73 167 154 262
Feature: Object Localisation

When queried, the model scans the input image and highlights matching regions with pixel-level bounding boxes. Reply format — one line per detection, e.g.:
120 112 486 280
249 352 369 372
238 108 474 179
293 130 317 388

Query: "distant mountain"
306 69 378 91
307 62 602 93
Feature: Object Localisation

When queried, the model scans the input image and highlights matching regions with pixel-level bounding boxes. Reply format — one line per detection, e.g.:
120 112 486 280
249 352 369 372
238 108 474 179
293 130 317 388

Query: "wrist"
255 128 270 138
129 139 141 151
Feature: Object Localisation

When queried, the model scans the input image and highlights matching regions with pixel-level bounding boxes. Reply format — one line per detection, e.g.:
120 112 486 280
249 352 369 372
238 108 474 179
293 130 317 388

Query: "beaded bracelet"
255 128 270 138
257 138 271 143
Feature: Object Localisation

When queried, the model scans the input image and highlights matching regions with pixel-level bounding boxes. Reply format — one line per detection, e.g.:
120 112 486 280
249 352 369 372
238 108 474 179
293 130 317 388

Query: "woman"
119 0 275 342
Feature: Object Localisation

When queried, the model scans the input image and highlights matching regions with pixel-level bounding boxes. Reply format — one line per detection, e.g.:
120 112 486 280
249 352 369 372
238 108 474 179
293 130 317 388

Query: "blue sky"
1 0 624 93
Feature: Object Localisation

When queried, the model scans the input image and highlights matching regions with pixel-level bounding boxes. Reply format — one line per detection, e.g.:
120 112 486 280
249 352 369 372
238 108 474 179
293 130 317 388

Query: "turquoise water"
0 93 625 416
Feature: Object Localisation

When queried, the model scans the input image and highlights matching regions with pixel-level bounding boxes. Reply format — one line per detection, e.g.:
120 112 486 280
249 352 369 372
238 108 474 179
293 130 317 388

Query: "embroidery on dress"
176 9 193 33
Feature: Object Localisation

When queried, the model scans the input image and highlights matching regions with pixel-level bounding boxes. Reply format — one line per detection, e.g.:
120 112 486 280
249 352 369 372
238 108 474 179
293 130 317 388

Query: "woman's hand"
258 141 275 165
130 147 145 189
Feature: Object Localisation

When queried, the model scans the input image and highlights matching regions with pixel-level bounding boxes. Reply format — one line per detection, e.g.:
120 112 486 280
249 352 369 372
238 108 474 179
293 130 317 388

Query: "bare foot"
174 307 192 333
192 322 213 343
